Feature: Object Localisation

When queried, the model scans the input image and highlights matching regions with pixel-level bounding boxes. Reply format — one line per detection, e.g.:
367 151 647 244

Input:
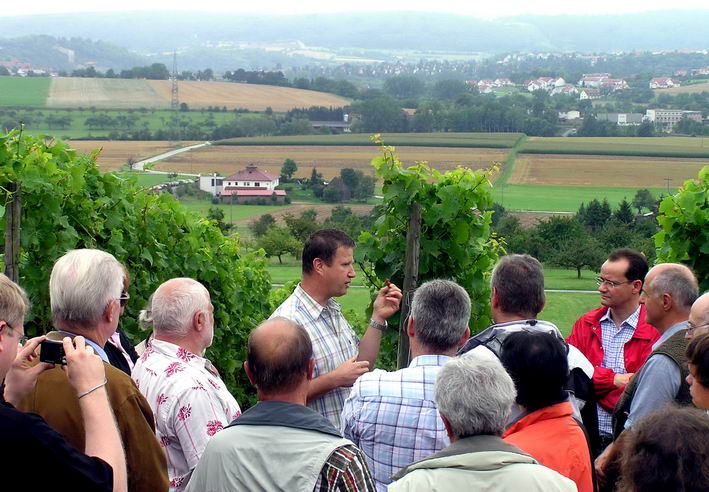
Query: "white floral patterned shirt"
132 339 241 491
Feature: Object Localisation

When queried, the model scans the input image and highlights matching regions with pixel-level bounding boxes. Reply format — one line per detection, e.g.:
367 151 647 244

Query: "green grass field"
523 136 709 158
1 107 238 139
492 184 667 211
118 173 196 187
179 199 285 219
217 132 524 148
0 76 50 106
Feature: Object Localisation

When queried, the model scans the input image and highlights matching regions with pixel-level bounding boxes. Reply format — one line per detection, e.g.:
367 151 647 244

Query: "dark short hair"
620 406 709 492
247 318 312 393
491 254 545 317
302 229 355 275
608 248 648 283
500 331 569 411
687 333 709 387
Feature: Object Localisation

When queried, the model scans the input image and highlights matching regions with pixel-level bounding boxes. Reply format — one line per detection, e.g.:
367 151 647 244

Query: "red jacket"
566 305 659 412
503 402 593 492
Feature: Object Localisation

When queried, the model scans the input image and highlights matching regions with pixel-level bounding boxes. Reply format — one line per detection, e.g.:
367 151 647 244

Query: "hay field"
154 145 507 180
509 154 708 188
67 141 191 171
148 81 350 111
47 78 167 109
654 81 709 95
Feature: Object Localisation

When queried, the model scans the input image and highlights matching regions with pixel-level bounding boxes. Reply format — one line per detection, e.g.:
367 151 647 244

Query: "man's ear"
406 316 415 338
441 414 455 440
632 280 643 295
662 292 673 312
103 300 117 323
457 328 471 348
193 310 205 332
307 358 315 381
491 288 500 309
312 257 325 275
244 361 256 386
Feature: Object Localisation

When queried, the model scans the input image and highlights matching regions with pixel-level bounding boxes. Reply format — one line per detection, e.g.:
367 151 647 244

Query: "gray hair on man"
50 249 125 325
151 278 210 337
647 263 699 310
410 279 471 352
435 352 516 438
491 254 545 317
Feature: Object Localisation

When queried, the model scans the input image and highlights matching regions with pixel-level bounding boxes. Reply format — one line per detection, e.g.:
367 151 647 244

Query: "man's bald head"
247 318 312 394
689 293 709 339
645 263 698 311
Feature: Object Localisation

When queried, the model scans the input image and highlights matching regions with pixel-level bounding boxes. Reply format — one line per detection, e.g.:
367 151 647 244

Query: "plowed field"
67 141 193 171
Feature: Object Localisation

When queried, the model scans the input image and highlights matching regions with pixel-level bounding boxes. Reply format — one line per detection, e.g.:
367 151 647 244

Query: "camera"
40 332 67 365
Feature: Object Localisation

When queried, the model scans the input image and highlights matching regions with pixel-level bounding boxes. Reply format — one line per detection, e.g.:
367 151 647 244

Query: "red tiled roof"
220 189 286 197
225 165 278 182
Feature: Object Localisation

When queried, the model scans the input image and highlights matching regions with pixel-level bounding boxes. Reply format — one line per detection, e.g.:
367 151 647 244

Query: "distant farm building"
596 113 645 126
646 109 703 131
649 77 680 89
199 165 287 203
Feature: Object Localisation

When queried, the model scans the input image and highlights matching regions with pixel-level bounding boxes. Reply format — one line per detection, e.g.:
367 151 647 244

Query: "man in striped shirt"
270 229 402 429
341 280 471 491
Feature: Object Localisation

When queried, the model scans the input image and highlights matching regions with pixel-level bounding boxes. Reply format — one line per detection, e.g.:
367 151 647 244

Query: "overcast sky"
1 1 708 18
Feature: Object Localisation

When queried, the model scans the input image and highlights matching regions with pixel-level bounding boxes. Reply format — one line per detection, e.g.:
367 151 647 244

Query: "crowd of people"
1 229 708 492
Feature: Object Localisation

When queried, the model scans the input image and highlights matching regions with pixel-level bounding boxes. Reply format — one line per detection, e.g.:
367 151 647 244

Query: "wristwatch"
368 319 387 331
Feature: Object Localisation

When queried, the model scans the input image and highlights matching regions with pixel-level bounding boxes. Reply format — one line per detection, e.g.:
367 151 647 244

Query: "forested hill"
2 10 709 54
0 35 145 71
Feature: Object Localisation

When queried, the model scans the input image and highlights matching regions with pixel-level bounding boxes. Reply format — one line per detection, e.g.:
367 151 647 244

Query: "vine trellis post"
4 182 21 282
396 202 421 369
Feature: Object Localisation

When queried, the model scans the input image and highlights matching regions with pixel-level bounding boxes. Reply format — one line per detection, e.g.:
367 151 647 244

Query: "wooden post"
4 182 21 282
397 202 421 369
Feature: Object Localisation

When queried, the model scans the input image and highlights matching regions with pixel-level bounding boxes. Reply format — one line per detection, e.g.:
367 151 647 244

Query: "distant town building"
646 109 702 131
579 89 601 100
551 84 579 96
199 165 285 202
649 77 680 89
596 113 645 125
558 110 581 120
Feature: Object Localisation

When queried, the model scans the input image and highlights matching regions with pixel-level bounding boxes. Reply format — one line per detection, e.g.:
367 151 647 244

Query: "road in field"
134 141 212 173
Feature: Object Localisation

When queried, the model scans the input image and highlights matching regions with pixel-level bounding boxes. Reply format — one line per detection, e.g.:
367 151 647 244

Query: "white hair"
50 249 124 325
435 353 516 438
151 278 210 336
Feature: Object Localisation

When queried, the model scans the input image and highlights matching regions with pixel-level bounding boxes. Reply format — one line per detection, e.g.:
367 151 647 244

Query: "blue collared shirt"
341 355 451 492
625 321 688 429
59 330 110 363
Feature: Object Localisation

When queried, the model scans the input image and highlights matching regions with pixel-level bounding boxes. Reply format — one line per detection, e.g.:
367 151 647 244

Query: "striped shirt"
315 444 376 492
271 284 359 429
132 339 241 491
341 355 450 491
597 306 640 436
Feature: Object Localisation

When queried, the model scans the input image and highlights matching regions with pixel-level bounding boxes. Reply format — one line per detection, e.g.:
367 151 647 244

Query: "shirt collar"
149 339 213 373
294 284 342 319
601 305 641 329
652 321 688 351
408 354 452 368
58 330 109 363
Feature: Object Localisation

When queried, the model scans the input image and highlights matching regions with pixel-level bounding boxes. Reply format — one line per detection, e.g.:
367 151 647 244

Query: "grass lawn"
118 173 196 187
540 292 599 336
543 267 598 290
265 256 366 286
0 77 50 106
492 183 667 212
217 132 524 148
179 199 285 220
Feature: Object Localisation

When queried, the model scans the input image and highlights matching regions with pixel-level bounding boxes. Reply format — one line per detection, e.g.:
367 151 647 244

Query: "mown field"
217 132 524 148
41 77 349 111
522 136 709 158
0 76 50 106
510 153 706 188
154 144 508 180
68 141 192 171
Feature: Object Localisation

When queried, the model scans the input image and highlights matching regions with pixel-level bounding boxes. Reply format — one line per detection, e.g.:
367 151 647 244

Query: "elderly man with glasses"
17 249 169 492
566 248 659 455
685 292 709 340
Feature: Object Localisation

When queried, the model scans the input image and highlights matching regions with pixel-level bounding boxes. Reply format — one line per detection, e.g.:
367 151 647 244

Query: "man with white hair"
388 353 575 491
132 278 241 491
18 249 168 492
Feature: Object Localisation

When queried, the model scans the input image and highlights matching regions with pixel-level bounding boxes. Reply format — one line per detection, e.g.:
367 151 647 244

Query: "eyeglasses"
596 277 634 289
118 292 130 307
0 321 28 346
687 321 709 335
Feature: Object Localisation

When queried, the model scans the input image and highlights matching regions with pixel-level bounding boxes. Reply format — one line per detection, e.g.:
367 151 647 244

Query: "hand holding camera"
62 336 107 398
3 336 54 406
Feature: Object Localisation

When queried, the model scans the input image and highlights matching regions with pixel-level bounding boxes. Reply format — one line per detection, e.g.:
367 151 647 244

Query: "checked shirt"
597 306 640 436
341 355 450 491
271 284 359 429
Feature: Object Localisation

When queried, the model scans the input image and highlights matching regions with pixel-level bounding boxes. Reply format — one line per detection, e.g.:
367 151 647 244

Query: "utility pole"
664 177 671 195
171 51 179 111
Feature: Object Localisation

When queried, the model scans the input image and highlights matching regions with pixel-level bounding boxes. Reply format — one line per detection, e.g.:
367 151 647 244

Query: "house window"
255 182 260 187
216 179 223 186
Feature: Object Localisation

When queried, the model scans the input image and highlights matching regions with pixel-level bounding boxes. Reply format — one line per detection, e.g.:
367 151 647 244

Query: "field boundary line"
496 134 528 186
